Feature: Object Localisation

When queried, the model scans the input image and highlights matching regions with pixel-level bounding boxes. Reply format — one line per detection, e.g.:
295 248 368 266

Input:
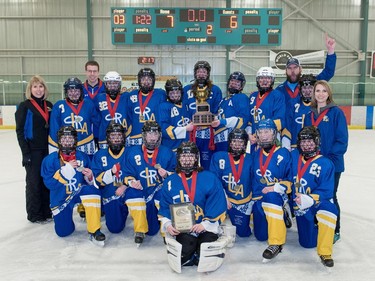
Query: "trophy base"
193 113 215 126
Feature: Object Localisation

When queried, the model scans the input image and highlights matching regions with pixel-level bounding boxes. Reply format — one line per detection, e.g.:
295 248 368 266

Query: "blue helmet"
63 77 83 104
227 71 246 94
256 119 277 148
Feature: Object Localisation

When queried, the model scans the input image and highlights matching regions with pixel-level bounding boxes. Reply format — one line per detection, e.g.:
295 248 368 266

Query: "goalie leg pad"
165 237 182 274
197 239 227 273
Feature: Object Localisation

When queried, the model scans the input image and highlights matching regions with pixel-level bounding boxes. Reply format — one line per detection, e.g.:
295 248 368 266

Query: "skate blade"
90 239 105 247
136 243 142 248
262 258 272 263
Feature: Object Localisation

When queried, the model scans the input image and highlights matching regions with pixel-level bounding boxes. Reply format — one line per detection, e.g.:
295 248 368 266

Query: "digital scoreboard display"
111 7 282 46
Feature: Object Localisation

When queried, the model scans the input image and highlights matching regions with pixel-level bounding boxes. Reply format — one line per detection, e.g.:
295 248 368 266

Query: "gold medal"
187 204 195 212
154 163 161 169
233 184 241 191
295 182 302 188
260 178 267 184
139 114 145 121
76 165 84 172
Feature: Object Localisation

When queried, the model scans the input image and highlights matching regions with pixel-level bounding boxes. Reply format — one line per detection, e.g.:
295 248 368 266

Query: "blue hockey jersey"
210 151 252 205
159 171 227 224
158 101 192 151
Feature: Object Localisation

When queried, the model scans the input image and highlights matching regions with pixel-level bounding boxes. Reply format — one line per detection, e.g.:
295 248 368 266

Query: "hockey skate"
320 255 334 267
333 232 340 244
283 205 292 229
262 245 282 262
77 203 86 220
134 232 145 247
89 229 106 247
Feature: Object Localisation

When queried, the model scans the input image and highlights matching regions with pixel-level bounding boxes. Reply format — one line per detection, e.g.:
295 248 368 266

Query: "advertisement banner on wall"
270 50 325 76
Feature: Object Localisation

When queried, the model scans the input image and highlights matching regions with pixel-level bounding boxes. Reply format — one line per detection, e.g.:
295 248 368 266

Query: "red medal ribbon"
310 109 329 127
255 90 271 114
84 80 103 99
180 171 198 203
30 99 49 125
66 100 84 116
106 95 120 118
297 154 318 183
228 153 244 183
60 151 76 162
138 90 154 119
285 85 300 99
143 145 159 166
259 145 276 177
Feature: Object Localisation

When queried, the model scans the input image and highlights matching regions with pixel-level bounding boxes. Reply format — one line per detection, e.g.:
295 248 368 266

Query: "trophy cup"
192 86 215 126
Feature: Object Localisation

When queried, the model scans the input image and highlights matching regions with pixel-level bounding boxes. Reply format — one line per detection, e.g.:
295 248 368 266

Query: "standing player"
282 74 317 150
91 123 129 234
41 126 105 246
96 71 129 149
291 126 337 267
250 119 292 261
126 68 166 146
123 121 176 245
48 77 100 157
211 71 250 152
210 129 252 237
247 67 285 149
303 80 348 243
159 142 227 273
159 78 194 152
183 60 222 169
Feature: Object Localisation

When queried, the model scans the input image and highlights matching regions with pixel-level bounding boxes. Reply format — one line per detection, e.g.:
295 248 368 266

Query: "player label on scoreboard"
111 7 282 46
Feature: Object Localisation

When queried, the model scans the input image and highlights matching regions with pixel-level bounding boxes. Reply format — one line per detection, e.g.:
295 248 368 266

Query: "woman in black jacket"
15 75 53 223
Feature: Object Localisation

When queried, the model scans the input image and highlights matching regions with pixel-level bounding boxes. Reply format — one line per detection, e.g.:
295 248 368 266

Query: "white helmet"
256 67 275 92
104 71 121 82
104 71 122 98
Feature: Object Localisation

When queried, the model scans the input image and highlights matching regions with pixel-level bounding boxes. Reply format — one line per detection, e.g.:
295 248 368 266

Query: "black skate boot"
89 229 106 247
135 232 145 247
320 255 334 267
262 245 283 261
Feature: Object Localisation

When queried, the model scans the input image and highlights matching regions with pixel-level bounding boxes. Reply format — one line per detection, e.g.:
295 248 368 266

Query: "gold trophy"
192 86 215 126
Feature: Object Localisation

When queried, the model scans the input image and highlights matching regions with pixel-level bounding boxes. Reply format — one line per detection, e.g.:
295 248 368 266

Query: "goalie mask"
58 126 77 155
297 126 320 159
299 74 317 103
194 60 211 87
64 77 83 104
138 68 155 94
227 71 246 95
104 71 122 100
106 123 125 154
165 78 183 104
255 119 277 149
176 142 200 174
256 67 275 93
142 120 161 150
228 129 248 156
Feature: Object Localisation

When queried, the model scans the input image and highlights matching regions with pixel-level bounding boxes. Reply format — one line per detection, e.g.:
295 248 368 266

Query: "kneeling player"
41 126 105 246
210 129 252 237
91 123 129 234
159 142 227 273
292 126 338 267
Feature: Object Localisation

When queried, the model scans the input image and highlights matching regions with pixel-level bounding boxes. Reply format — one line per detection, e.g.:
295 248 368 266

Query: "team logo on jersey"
134 106 154 121
65 179 81 194
177 117 190 127
63 115 88 135
105 112 123 124
140 168 160 187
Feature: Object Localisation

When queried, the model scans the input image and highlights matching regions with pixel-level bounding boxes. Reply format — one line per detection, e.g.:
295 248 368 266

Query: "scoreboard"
111 7 282 46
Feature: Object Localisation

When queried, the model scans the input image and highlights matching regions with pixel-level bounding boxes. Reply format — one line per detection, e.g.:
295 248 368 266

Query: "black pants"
25 149 51 222
177 232 218 265
333 172 341 234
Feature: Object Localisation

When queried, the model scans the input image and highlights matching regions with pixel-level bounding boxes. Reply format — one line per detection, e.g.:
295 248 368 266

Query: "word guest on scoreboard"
111 7 282 46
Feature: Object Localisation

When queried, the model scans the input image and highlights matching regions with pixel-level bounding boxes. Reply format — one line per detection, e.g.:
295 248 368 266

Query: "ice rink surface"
1 129 375 281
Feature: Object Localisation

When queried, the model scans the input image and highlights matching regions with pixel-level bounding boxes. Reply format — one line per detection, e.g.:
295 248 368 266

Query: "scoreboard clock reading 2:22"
111 7 282 46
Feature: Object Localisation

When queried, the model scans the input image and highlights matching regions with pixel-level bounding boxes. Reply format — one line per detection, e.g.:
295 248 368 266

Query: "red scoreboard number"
133 14 152 25
113 14 125 25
